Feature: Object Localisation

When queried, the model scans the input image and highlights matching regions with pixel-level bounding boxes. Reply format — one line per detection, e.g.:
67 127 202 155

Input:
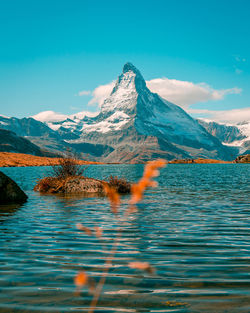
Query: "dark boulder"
0 171 28 204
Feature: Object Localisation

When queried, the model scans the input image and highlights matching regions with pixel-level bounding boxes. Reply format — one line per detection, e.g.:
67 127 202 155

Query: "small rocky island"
34 175 131 196
33 153 130 196
34 176 106 195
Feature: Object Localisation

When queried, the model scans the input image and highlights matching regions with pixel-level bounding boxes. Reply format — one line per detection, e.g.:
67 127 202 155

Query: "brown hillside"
168 158 232 164
0 152 100 167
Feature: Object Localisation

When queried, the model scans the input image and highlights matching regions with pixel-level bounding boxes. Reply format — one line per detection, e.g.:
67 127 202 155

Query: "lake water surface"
0 164 249 313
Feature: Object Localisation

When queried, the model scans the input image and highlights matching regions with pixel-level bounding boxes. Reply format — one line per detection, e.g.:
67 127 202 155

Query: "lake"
0 164 249 313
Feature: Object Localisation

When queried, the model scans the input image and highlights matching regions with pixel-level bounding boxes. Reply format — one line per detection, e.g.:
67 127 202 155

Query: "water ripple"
0 164 249 312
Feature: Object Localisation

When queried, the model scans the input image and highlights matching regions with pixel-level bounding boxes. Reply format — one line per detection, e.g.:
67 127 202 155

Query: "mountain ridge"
0 63 242 162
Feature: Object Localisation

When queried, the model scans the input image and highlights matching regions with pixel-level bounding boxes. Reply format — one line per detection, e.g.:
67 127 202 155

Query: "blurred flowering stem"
81 159 166 313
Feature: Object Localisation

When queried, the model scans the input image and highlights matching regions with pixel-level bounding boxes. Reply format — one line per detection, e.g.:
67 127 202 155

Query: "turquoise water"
0 164 249 313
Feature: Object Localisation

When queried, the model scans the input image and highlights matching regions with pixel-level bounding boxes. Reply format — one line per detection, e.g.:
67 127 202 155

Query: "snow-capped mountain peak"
100 62 143 114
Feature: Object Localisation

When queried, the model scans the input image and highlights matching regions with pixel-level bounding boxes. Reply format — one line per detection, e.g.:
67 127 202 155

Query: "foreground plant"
75 159 166 313
107 175 131 194
50 149 87 179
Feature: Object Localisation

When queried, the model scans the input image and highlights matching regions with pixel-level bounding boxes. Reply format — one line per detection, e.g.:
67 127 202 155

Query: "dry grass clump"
50 150 87 179
74 159 166 313
107 175 131 194
34 176 61 193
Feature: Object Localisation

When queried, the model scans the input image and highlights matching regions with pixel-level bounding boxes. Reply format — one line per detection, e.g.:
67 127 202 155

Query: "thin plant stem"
88 228 122 313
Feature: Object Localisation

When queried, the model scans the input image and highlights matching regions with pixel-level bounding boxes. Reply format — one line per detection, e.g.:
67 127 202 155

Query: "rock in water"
0 171 28 204
34 176 106 195
34 175 131 196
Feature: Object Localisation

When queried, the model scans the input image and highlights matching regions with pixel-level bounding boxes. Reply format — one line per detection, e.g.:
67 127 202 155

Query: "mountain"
63 63 236 162
0 129 47 156
0 115 59 138
0 63 240 162
32 111 99 140
0 115 69 156
198 119 250 155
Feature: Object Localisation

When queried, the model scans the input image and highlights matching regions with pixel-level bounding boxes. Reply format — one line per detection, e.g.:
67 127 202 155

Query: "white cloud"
32 110 100 123
146 78 241 108
85 78 241 109
32 110 69 122
188 107 250 124
70 111 99 119
88 81 115 106
78 90 91 96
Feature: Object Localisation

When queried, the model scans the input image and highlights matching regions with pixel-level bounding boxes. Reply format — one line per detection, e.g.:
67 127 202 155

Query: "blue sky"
0 0 250 122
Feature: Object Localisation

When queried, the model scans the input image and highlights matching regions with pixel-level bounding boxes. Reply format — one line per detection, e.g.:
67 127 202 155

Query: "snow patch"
47 123 61 131
70 111 99 120
101 71 138 113
82 111 130 133
0 121 8 125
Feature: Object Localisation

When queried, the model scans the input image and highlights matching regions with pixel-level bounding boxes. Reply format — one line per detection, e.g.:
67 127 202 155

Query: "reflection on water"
0 203 22 216
0 164 249 312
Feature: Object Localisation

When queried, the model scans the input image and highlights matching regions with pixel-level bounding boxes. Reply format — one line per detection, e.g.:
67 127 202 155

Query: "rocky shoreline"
167 158 232 164
234 154 250 163
1 152 249 167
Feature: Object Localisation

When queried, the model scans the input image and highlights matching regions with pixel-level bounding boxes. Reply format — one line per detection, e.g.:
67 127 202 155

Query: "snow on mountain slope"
101 65 139 114
32 110 99 136
81 111 130 133
136 95 216 147
237 121 250 142
71 111 99 121
198 118 250 154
